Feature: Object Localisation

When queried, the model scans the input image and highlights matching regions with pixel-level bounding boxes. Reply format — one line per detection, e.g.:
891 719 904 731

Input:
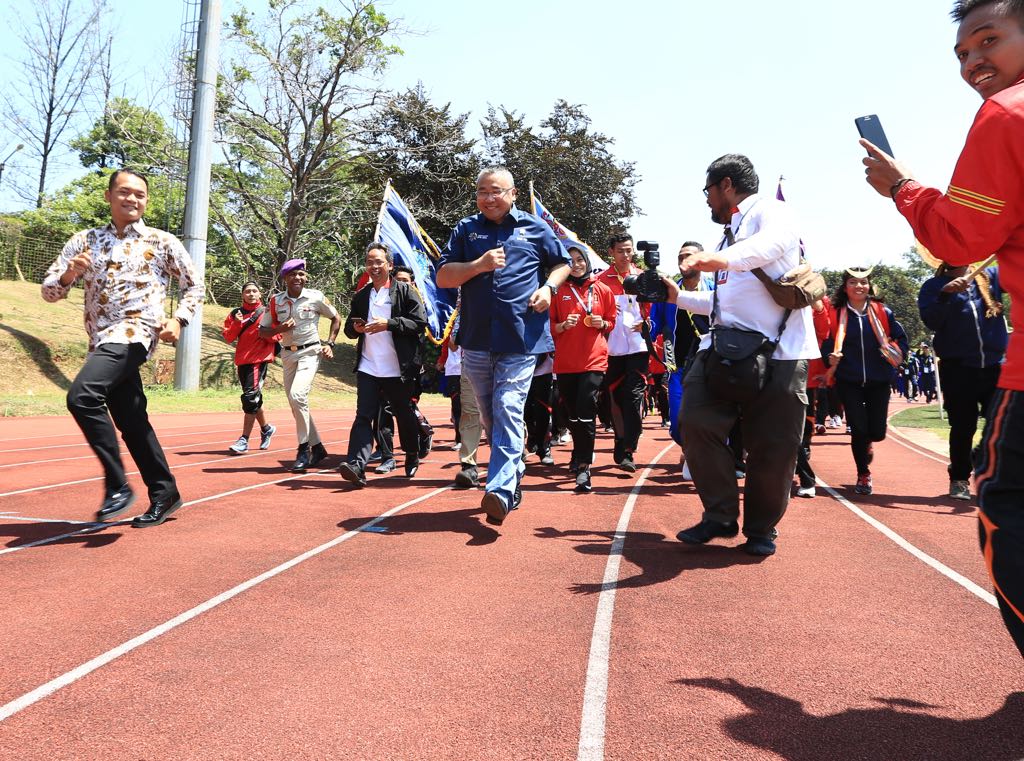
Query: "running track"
0 398 1020 760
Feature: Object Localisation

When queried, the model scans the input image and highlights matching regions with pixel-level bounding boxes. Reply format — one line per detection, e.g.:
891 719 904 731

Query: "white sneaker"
682 461 692 480
229 436 249 454
796 485 816 498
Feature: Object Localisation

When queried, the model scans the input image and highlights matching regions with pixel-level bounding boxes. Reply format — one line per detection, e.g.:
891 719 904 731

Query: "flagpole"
373 178 392 242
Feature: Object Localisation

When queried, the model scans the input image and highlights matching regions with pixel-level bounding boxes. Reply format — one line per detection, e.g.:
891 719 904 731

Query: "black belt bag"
705 327 777 403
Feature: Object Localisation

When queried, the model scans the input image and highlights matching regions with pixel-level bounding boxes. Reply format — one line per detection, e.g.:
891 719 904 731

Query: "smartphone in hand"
855 114 893 157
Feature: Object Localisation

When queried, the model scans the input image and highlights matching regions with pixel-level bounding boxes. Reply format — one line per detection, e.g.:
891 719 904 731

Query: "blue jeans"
461 350 538 509
668 367 685 446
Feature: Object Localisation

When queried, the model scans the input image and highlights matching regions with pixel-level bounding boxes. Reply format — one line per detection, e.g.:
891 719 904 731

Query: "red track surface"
0 397 1020 760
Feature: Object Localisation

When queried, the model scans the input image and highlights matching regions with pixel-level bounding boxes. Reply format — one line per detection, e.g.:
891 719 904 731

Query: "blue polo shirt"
440 206 571 354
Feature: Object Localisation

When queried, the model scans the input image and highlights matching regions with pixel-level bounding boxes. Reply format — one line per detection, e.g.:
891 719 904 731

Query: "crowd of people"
40 0 1023 659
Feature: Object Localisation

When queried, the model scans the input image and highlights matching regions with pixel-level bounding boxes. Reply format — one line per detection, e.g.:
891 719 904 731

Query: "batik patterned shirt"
42 220 203 357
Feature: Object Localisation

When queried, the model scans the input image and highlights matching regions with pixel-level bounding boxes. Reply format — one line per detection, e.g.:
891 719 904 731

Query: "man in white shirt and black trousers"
665 154 818 556
338 242 429 486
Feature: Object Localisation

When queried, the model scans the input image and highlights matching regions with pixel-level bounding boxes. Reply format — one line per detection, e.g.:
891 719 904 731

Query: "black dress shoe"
309 442 329 467
418 431 434 460
676 519 740 545
97 486 136 522
481 491 510 526
131 493 184 528
740 536 777 556
454 467 478 489
405 455 420 478
292 444 311 472
338 462 367 486
374 458 397 474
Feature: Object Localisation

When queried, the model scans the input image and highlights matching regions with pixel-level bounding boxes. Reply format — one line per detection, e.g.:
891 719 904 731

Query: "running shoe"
575 468 592 493
854 473 873 495
229 436 249 455
948 480 971 501
795 484 816 498
259 424 276 450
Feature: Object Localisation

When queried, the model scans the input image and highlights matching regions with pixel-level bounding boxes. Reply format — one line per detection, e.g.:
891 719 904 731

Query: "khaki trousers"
282 347 322 447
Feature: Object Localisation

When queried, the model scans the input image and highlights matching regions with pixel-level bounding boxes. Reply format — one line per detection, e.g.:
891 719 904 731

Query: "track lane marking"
818 479 997 608
0 415 351 454
0 425 351 498
0 461 356 555
577 443 674 761
0 485 449 722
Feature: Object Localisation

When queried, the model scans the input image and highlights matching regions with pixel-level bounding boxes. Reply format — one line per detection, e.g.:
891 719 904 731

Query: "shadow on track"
338 506 500 546
677 677 1024 761
534 528 763 594
832 489 978 517
0 521 122 550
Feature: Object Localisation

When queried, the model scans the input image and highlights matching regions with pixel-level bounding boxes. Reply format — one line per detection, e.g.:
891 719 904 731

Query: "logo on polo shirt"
469 232 488 241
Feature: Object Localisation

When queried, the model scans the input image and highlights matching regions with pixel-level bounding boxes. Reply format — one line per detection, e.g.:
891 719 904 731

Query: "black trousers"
681 351 807 539
606 351 648 455
940 359 1001 481
525 372 554 453
237 362 269 413
975 389 1024 658
794 404 817 489
348 372 421 469
835 380 891 475
66 342 176 500
557 371 604 465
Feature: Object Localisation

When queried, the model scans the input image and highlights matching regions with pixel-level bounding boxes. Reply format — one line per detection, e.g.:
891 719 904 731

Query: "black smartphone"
855 114 894 157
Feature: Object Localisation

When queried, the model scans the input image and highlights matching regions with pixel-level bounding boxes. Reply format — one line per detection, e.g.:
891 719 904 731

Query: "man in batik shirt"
42 169 203 528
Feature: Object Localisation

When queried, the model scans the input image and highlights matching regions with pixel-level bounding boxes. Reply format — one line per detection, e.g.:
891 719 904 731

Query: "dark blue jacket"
822 302 909 385
917 267 1007 368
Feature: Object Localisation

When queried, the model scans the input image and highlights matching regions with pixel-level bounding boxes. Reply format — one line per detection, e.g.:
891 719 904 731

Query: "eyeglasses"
475 187 515 200
702 180 720 198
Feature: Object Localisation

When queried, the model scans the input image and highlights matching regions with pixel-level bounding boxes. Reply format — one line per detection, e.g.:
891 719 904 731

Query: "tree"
481 100 640 250
215 0 403 285
354 83 479 244
69 97 179 174
2 0 107 207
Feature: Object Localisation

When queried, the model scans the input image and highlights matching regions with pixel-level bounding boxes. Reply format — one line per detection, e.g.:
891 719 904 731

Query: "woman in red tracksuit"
550 247 617 493
222 281 279 454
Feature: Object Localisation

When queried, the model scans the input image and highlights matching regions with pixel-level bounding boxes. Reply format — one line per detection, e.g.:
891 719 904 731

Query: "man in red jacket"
222 281 278 454
860 0 1024 657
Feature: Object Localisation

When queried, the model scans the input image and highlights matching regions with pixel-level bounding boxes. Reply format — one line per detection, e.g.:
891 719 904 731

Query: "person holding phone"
259 259 340 472
859 0 1024 657
337 242 429 486
41 168 204 527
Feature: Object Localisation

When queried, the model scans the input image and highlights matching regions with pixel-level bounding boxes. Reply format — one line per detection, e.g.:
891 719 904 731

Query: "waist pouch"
705 327 777 403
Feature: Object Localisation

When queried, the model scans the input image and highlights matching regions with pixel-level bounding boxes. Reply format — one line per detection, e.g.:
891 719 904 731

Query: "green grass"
890 404 951 431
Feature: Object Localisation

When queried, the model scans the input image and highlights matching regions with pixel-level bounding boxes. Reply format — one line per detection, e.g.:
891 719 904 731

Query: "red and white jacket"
895 76 1024 390
550 276 617 374
222 301 278 366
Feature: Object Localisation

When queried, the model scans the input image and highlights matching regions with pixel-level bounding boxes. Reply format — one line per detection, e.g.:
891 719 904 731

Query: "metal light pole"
0 144 24 185
173 0 221 391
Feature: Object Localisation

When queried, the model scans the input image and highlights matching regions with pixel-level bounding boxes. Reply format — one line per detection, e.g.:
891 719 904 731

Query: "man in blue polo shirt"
438 166 571 527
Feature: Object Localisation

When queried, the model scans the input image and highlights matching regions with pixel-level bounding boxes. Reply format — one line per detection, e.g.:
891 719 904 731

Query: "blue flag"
375 183 457 341
529 184 607 274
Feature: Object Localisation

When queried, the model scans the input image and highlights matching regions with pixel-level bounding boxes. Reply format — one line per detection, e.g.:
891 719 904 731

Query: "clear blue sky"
0 0 982 270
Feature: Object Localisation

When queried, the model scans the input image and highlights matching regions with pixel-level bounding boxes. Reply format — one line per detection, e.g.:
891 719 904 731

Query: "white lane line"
0 416 351 454
0 485 449 722
0 426 350 499
0 469 343 556
817 479 997 608
577 443 674 761
0 515 103 525
0 419 229 444
886 427 950 466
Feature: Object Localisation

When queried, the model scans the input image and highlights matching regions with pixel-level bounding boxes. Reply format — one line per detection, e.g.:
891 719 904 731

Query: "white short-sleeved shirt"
359 286 401 378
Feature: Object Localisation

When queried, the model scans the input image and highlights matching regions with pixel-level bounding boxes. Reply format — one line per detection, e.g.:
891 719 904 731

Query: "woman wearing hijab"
550 246 617 493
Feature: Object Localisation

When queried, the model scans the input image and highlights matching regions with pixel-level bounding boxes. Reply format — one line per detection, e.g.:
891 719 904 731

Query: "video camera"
622 241 669 303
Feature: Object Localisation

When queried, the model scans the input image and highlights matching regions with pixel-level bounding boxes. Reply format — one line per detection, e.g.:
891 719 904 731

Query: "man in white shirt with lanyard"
597 232 651 472
665 154 818 557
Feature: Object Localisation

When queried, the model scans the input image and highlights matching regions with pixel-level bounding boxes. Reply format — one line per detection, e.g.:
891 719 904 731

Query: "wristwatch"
323 340 335 348
543 280 558 292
